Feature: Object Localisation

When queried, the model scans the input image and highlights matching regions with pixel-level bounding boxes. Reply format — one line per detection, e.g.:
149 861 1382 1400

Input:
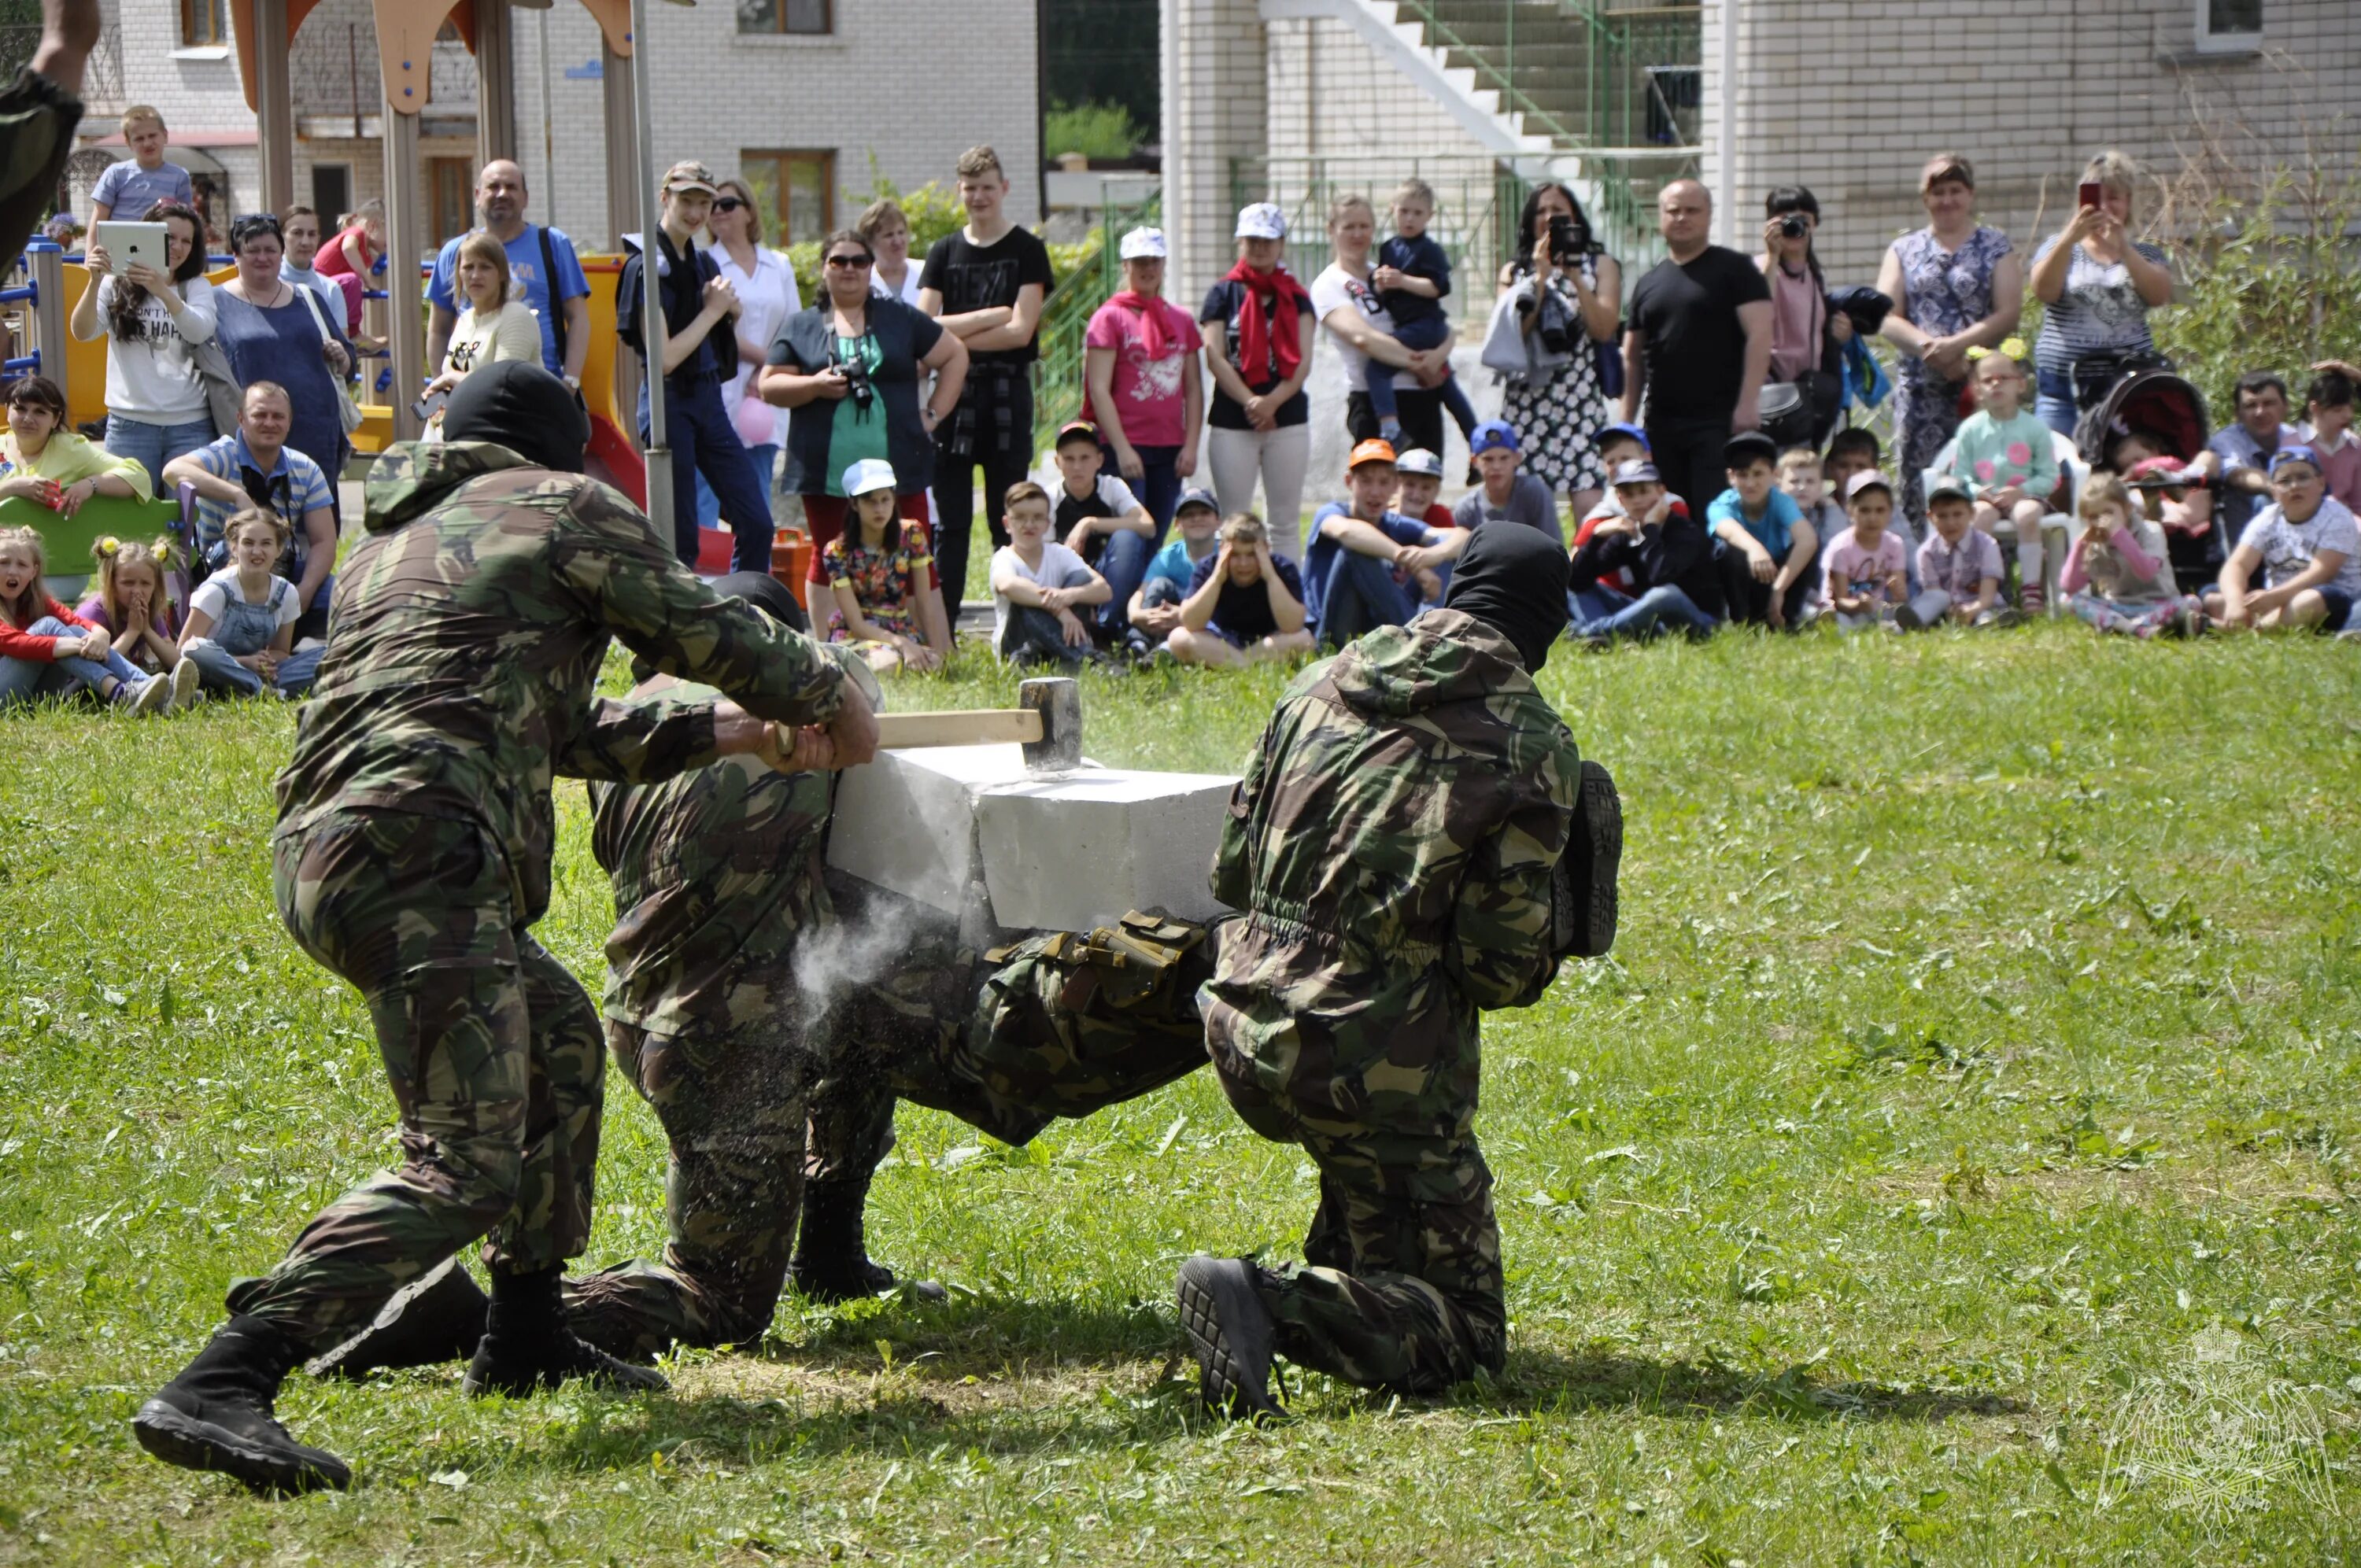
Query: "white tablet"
92 220 170 275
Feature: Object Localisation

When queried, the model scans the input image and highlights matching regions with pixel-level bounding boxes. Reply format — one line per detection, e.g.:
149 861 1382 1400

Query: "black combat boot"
789 1180 947 1304
1171 1265 1284 1416
307 1257 490 1380
461 1265 670 1398
1175 1255 1285 1421
132 1315 352 1494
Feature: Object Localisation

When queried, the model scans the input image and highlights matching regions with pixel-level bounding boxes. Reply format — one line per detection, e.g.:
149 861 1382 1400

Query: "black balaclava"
1441 522 1570 673
441 361 591 474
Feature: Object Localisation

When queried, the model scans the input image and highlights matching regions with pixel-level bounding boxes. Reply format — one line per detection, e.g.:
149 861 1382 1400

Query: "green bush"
2149 170 2361 421
786 168 974 305
1044 99 1142 163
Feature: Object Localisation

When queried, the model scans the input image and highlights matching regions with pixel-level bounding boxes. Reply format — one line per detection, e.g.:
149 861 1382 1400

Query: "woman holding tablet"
68 199 217 495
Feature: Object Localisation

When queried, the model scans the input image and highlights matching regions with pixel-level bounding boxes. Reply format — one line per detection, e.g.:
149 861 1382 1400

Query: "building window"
428 156 474 246
741 149 834 245
736 0 830 35
311 164 353 226
2195 0 2262 50
180 0 228 47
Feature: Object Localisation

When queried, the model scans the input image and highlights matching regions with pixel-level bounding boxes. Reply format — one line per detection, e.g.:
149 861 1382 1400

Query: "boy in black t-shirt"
919 145 1056 628
1168 512 1313 668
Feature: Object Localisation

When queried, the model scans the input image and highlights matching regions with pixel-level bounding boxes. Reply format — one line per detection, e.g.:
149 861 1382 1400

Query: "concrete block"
826 743 1240 934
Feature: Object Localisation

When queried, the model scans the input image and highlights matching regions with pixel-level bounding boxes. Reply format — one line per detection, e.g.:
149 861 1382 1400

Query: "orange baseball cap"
1348 437 1398 469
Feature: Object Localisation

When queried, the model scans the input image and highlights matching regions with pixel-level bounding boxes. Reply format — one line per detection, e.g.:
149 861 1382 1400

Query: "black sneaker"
306 1256 488 1380
1175 1255 1284 1421
132 1316 351 1495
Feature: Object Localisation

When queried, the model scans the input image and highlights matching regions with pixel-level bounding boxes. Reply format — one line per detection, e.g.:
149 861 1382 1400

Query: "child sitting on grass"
2205 445 2361 633
1168 511 1313 668
76 534 182 673
1709 430 1818 629
0 526 183 712
177 507 320 697
820 458 951 673
2298 367 2359 511
1366 179 1479 448
1391 448 1454 530
1127 486 1224 647
1903 478 2012 629
2061 472 2202 639
1780 444 1847 570
0 374 149 515
990 481 1113 667
1946 353 2063 614
1820 470 1910 632
1570 425 1657 605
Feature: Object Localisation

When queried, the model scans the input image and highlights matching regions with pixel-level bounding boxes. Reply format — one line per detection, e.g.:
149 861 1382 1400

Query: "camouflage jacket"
1204 610 1579 1095
274 441 845 924
589 681 834 1038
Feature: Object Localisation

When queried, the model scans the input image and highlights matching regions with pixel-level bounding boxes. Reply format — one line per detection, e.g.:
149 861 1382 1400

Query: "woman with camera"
2028 150 2173 440
761 227 970 563
1495 182 1621 522
1755 186 1851 448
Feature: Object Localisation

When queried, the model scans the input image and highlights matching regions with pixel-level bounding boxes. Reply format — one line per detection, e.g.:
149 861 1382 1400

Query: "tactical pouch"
1553 761 1623 959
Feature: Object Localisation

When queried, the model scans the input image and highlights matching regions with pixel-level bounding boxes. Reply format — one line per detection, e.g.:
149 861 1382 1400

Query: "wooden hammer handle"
874 708 1045 750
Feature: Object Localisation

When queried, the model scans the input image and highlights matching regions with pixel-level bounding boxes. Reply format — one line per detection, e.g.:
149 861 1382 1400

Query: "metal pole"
628 0 672 535
536 7 556 231
1715 0 1736 245
386 105 426 441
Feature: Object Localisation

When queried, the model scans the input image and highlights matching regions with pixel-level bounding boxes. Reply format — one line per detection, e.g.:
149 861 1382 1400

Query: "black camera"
1778 212 1809 239
1548 212 1598 266
833 350 874 411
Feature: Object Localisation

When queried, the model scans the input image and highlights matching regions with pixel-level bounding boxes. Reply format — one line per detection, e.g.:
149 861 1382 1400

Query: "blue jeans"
1316 550 1427 647
1103 443 1183 534
641 377 774 574
1094 526 1167 637
1568 584 1716 640
0 616 147 704
183 636 322 698
696 441 779 533
2034 370 2078 439
105 412 217 498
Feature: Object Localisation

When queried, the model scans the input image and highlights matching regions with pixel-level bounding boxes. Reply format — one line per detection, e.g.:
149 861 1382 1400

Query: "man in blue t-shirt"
424 160 589 386
1302 439 1469 647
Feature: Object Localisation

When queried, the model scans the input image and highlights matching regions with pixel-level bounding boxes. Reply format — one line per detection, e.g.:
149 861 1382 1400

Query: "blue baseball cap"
1173 485 1220 518
1469 419 1520 456
2270 443 2322 473
1598 421 1651 454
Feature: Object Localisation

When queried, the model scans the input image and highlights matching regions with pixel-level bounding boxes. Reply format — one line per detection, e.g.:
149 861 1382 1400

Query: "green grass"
2 628 2358 1564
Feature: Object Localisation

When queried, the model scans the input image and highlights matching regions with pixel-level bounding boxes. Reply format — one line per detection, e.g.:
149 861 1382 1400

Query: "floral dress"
1889 224 2012 525
821 519 934 642
1498 254 1608 496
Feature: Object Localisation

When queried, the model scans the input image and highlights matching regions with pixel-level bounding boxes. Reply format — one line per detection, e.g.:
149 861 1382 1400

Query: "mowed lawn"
0 627 2356 1565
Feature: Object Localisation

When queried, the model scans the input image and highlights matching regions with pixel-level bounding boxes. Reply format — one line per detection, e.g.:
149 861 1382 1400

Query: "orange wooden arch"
231 0 631 117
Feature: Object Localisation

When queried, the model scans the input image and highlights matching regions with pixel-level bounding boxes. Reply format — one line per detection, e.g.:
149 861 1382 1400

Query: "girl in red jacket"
0 527 187 713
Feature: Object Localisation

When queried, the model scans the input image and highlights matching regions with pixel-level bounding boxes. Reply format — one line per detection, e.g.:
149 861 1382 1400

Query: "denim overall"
186 575 320 697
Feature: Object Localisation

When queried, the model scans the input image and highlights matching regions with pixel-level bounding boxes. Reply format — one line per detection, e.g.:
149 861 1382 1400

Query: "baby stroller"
2073 366 2208 472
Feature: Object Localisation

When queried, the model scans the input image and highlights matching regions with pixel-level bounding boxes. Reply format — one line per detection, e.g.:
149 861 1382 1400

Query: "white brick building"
68 0 1041 252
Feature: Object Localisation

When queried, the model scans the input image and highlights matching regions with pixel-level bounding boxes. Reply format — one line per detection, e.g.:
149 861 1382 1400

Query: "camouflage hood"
1326 608 1535 721
363 441 544 533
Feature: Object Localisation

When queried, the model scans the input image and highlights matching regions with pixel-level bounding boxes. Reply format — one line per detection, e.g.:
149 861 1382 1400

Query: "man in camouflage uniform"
1176 522 1597 1418
131 363 875 1496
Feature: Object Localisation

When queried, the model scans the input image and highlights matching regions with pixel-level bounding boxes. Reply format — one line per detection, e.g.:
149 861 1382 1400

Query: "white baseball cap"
1233 203 1287 241
1394 447 1444 478
1118 226 1168 260
841 457 897 498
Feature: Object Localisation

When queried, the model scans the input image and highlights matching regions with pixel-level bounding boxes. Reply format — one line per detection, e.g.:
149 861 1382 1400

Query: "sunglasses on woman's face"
711 197 745 213
826 253 874 269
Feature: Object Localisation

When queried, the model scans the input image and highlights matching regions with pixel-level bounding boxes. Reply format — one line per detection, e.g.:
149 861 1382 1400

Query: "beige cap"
662 160 719 196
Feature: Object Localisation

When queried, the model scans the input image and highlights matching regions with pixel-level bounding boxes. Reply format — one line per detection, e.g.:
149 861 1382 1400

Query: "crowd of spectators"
6 128 2358 718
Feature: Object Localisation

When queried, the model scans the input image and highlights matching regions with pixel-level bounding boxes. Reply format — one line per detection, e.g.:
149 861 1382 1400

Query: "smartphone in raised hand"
2078 181 2104 211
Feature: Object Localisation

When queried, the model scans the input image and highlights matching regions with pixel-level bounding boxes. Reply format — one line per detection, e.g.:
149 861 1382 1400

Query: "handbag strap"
294 279 334 346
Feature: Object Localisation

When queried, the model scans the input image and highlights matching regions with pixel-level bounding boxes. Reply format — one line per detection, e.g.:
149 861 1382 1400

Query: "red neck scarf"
1110 290 1180 360
1223 261 1301 383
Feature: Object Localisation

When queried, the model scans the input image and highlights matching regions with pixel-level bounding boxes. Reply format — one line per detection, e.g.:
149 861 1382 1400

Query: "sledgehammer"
871 676 1082 773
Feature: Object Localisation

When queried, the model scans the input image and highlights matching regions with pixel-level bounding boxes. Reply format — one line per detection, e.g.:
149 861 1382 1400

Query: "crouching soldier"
130 365 877 1496
1173 522 1622 1419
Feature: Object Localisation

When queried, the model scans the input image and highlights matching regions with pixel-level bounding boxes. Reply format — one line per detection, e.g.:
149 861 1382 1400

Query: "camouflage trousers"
563 1013 815 1361
1203 997 1506 1397
227 809 604 1348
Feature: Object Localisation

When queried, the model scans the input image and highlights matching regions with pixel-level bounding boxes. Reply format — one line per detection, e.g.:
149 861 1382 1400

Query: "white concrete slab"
825 743 1239 932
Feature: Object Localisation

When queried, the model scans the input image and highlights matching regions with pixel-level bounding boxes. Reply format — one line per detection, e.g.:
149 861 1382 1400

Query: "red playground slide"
583 413 733 575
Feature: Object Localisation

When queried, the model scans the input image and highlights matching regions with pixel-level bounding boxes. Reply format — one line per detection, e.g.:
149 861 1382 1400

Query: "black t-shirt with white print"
918 226 1056 368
